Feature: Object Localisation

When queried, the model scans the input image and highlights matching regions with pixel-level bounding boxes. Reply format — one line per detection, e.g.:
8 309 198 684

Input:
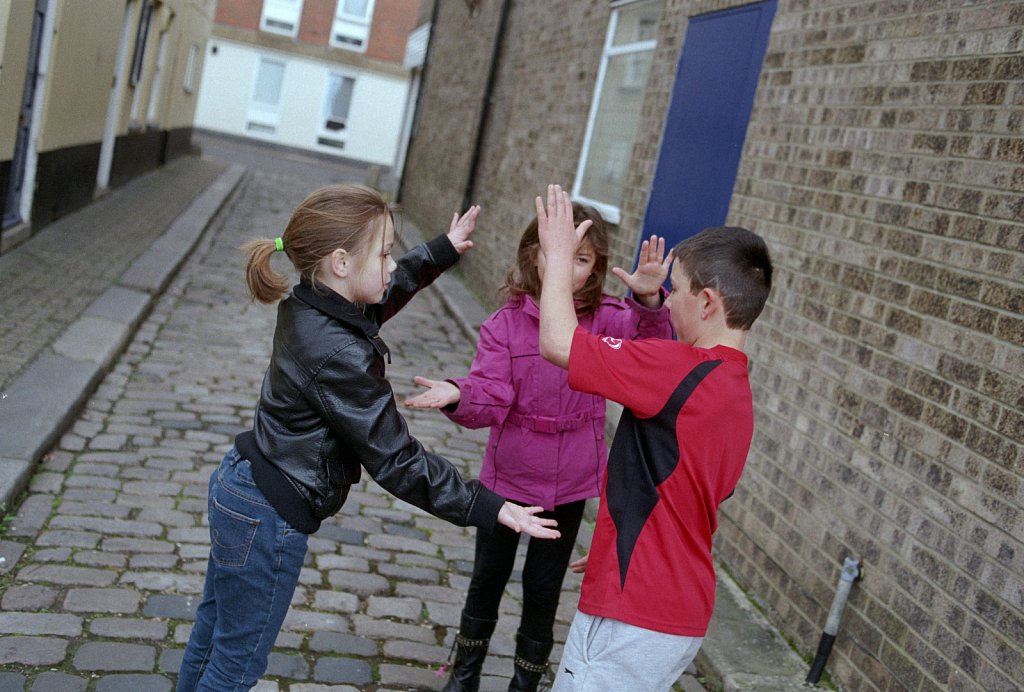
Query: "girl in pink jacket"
405 203 672 692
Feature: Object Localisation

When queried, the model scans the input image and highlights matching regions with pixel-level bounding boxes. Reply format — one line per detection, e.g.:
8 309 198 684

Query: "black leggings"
463 499 586 642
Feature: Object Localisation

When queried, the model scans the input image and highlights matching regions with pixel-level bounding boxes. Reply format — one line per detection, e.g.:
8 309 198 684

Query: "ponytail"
242 238 290 304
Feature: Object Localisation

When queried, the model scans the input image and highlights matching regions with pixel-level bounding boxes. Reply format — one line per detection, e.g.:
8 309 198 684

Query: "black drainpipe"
396 0 442 204
461 0 512 212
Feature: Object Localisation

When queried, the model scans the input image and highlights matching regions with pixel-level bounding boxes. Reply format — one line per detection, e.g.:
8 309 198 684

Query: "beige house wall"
35 0 214 152
0 0 36 161
38 0 125 152
401 1 1024 690
162 0 215 130
0 0 216 245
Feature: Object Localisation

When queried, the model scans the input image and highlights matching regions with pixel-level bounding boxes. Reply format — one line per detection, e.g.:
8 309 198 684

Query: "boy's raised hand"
611 234 672 307
536 185 588 369
535 184 590 259
404 376 460 409
447 205 481 254
498 502 561 540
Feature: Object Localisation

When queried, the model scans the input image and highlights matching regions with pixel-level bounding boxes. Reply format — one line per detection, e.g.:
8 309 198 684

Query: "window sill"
572 195 621 225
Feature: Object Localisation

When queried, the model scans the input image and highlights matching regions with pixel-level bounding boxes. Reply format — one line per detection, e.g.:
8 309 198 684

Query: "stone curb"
0 164 246 513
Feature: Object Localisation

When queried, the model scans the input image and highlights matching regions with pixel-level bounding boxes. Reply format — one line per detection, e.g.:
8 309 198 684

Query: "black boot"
442 611 498 692
508 630 554 692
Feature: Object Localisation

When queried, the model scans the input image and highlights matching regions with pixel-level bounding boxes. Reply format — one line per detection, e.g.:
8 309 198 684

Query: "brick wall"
723 1 1024 690
398 0 503 283
214 0 261 30
367 0 420 63
298 0 334 45
402 1 1024 690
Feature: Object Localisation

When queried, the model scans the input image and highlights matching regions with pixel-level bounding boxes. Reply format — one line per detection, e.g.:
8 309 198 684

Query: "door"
641 0 776 253
2 0 49 230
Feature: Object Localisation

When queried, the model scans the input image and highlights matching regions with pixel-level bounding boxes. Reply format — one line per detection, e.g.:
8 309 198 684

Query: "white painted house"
194 0 421 168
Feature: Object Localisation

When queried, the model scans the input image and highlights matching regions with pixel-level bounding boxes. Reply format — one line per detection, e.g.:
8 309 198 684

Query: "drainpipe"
395 0 441 204
806 556 863 685
461 0 511 212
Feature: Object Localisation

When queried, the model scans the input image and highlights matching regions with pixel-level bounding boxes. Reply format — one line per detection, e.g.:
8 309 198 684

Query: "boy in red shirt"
535 185 773 690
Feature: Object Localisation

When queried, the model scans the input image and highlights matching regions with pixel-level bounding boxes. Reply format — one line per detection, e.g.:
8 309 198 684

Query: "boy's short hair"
672 226 773 330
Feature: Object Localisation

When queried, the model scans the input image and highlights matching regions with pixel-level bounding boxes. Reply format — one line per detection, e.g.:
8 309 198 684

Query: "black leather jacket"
235 235 503 534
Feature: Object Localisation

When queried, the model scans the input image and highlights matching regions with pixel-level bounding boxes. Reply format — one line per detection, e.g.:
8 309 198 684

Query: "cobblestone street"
0 168 592 691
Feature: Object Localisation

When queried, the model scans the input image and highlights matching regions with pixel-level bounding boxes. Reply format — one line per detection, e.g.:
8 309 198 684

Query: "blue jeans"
177 448 308 692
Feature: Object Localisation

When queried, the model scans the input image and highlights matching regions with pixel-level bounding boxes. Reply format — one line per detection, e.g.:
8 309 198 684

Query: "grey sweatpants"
552 610 703 691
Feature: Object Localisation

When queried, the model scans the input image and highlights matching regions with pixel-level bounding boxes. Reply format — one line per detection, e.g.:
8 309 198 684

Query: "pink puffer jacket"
444 293 672 509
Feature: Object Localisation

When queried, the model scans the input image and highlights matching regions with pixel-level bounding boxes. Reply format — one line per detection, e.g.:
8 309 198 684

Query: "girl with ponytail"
178 184 560 692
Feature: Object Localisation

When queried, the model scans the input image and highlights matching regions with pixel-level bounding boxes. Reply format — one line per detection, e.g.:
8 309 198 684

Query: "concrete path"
0 138 808 690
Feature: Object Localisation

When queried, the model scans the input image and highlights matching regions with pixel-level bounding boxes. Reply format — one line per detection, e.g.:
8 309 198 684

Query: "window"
261 0 303 37
331 0 374 52
572 0 662 224
252 58 285 106
129 0 155 87
246 58 286 134
318 73 356 148
183 43 200 92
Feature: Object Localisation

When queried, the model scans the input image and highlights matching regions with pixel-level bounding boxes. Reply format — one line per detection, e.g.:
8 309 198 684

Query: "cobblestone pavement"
0 164 706 691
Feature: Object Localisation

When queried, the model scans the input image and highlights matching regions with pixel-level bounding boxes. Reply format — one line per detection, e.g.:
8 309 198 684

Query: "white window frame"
317 71 357 150
330 0 375 52
261 0 304 38
572 0 660 224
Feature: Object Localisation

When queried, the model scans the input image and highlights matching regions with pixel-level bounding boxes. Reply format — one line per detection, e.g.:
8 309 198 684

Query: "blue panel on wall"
641 0 776 257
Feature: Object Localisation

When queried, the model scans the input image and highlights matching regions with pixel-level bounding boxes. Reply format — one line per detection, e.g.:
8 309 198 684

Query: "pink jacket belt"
505 410 599 434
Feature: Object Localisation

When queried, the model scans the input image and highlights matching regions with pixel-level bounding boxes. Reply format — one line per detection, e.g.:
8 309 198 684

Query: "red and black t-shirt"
568 327 753 636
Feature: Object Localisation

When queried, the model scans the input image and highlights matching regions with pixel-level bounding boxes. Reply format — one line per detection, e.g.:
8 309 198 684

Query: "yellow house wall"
37 0 127 152
35 0 215 153
162 0 215 129
0 0 35 161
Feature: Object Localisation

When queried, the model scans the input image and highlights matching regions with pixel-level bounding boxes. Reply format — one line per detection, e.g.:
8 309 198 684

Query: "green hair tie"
274 237 285 252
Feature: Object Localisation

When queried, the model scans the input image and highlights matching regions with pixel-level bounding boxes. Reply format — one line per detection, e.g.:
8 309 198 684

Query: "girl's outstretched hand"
404 376 460 409
498 502 561 539
611 234 672 307
447 205 481 254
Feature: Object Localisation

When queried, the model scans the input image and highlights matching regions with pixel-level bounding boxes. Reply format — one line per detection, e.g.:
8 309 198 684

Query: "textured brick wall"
213 0 260 30
298 0 334 45
399 0 502 281
721 2 1024 691
366 0 420 63
402 1 1024 689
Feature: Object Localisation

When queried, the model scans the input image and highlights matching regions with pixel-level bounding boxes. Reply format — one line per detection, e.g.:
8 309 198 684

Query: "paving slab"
697 574 809 691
